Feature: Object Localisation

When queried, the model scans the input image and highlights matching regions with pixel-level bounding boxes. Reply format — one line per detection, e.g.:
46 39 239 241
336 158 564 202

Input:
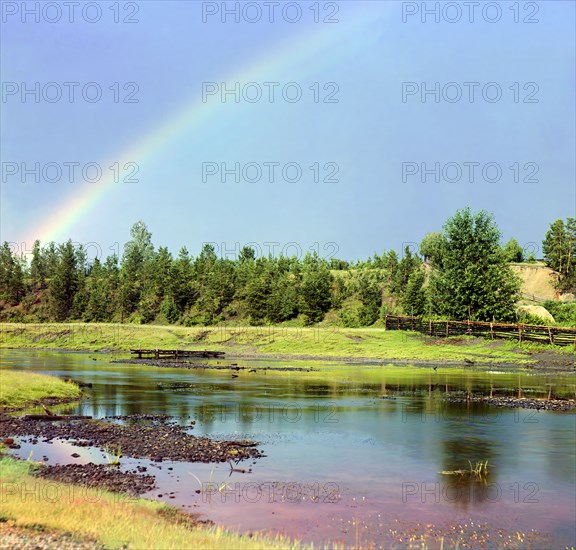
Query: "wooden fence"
384 315 576 347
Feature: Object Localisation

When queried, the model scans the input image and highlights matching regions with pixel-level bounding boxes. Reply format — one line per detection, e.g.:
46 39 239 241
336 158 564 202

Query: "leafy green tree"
119 221 154 318
420 232 444 267
503 238 524 263
429 208 520 322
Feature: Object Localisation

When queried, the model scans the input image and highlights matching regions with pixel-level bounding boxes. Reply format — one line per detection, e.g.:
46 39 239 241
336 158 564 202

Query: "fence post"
490 322 494 339
518 325 522 343
548 327 553 345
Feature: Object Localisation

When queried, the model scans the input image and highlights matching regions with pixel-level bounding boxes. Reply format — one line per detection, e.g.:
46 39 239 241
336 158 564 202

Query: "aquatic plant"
439 460 489 480
189 468 233 504
104 445 122 466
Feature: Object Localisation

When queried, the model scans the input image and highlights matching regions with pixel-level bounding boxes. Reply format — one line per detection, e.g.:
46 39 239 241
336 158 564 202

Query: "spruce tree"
48 240 78 320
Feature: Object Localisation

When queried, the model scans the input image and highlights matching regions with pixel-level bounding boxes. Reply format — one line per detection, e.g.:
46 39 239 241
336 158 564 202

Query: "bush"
543 301 576 327
337 298 363 327
517 313 549 326
160 298 180 324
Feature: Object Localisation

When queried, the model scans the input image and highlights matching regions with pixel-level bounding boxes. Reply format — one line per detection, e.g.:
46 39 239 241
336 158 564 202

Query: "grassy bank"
0 370 82 410
1 321 563 364
0 457 298 549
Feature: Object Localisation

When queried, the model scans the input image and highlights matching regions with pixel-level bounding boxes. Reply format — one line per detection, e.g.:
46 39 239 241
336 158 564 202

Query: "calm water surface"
2 350 575 548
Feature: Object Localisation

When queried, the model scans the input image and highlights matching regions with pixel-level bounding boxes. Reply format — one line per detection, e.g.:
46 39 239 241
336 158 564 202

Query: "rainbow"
22 6 378 245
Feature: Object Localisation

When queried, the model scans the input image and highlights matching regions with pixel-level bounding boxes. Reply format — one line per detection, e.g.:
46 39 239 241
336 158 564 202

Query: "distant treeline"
1 210 574 327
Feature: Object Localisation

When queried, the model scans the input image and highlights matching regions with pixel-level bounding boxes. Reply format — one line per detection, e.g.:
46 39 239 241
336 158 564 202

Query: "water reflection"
2 350 575 547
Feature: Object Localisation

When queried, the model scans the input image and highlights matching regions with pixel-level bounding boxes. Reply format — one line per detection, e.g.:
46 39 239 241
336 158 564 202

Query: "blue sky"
1 0 575 262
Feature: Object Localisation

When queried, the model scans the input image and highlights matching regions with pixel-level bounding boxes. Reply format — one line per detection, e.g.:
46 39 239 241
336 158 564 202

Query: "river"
2 350 575 548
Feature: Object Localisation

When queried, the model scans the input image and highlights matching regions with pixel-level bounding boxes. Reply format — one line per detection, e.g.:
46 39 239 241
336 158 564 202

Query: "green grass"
0 370 82 410
1 321 568 364
0 457 301 549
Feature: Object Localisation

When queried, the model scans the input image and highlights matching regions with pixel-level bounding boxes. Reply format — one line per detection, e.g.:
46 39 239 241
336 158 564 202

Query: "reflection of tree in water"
438 437 498 511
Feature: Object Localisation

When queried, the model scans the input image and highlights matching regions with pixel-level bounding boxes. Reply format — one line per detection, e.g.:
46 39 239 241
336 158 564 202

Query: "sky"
1 0 575 263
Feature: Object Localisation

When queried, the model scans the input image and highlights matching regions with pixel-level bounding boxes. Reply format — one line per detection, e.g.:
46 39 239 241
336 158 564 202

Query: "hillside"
510 264 562 301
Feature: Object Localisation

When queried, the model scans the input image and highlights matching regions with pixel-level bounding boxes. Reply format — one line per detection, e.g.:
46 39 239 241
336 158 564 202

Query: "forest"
1 209 575 327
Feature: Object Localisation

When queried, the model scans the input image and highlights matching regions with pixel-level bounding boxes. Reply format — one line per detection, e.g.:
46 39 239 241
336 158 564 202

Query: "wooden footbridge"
130 349 225 359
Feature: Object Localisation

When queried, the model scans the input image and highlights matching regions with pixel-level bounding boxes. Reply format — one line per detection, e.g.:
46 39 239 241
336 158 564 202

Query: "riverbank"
0 372 294 549
0 457 297 550
0 370 82 411
3 321 575 367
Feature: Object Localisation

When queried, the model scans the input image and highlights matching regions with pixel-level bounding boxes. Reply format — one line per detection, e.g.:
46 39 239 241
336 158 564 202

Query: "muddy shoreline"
445 394 576 411
35 462 157 495
111 357 317 371
1 413 262 513
0 414 263 464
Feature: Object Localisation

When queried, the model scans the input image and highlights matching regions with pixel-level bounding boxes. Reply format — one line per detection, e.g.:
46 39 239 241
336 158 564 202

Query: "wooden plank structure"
384 315 576 347
130 349 225 359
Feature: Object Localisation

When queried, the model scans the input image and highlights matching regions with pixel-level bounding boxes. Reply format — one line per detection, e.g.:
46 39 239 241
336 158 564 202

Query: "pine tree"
71 245 89 318
300 253 333 324
48 240 78 320
402 269 427 316
30 240 46 290
245 258 271 324
543 218 576 291
119 221 154 318
170 247 197 314
385 250 400 294
83 258 108 321
357 272 381 325
0 242 25 305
